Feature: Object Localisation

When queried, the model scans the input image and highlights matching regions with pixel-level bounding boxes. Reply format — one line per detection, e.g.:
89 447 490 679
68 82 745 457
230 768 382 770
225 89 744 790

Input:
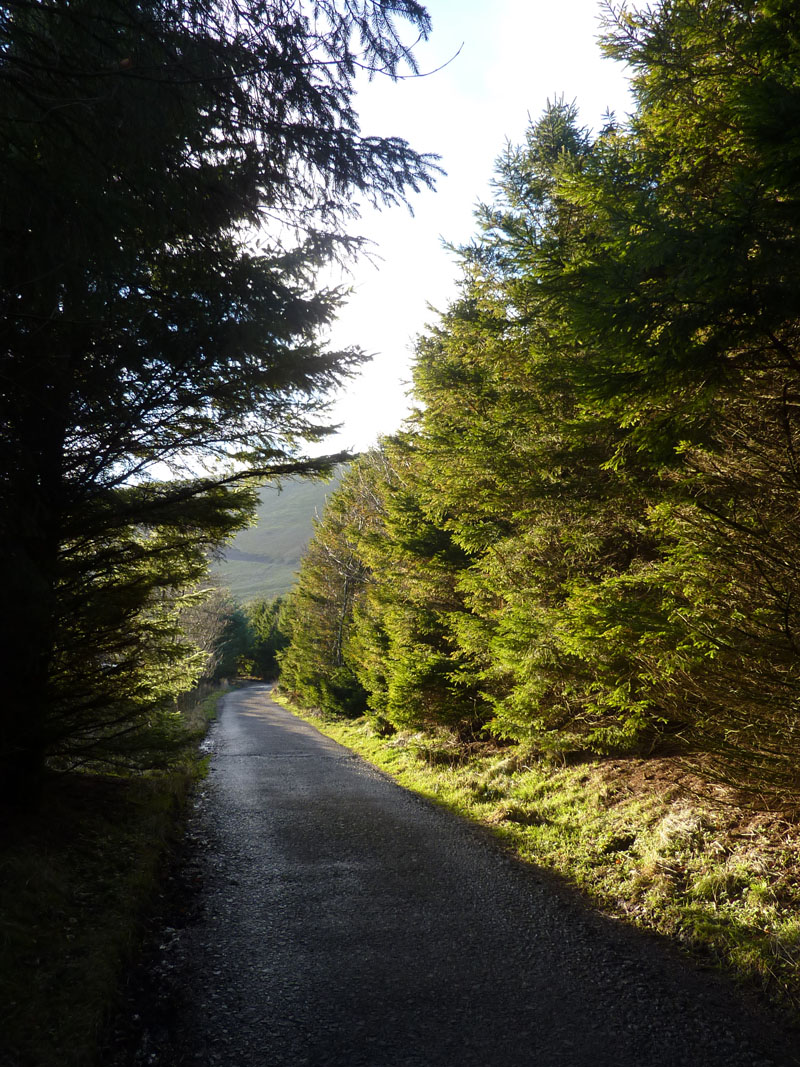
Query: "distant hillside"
211 471 342 602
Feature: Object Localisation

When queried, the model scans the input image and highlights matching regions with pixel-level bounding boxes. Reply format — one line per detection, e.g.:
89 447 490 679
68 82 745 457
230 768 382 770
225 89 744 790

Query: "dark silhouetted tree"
0 0 436 803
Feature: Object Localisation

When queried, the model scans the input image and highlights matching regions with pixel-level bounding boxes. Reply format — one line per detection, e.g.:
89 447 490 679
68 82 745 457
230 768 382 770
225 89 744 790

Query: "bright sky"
321 0 634 455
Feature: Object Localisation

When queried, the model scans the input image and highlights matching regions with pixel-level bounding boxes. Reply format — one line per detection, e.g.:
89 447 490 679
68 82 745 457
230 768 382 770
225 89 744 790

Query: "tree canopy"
0 0 437 804
279 0 800 806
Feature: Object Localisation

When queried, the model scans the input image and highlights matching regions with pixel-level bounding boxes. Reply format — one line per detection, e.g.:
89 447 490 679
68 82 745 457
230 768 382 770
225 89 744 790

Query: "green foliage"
44 484 257 776
180 586 256 681
242 596 289 679
278 457 379 717
279 2 800 805
279 445 490 732
353 438 490 735
402 100 670 754
545 0 800 795
0 0 436 802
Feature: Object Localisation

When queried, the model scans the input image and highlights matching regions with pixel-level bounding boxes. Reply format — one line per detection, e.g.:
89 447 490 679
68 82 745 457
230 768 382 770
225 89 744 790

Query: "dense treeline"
279 0 800 806
0 0 436 806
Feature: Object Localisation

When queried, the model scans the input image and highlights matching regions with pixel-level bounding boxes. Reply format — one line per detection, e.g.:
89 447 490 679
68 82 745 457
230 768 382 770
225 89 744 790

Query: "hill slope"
211 472 341 602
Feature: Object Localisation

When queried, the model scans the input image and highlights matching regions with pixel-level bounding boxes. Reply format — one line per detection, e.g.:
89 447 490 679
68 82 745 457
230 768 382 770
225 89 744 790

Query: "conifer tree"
540 0 800 796
351 437 488 735
243 596 289 680
278 459 377 717
407 101 670 754
0 0 436 803
279 444 487 734
278 2 800 802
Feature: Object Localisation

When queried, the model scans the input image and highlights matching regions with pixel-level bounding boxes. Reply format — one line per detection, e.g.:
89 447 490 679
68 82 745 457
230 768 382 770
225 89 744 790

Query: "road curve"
122 684 797 1066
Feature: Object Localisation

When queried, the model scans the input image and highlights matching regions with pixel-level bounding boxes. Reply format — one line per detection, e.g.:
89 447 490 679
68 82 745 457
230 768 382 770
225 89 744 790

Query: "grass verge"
0 686 229 1067
274 691 800 1024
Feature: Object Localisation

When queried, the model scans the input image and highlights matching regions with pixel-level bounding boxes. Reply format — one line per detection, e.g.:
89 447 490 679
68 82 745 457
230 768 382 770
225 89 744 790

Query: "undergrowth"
274 692 800 1024
0 685 228 1067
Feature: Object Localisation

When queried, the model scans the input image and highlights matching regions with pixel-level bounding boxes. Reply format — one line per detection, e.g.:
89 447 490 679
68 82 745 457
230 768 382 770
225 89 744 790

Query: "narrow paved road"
124 685 798 1066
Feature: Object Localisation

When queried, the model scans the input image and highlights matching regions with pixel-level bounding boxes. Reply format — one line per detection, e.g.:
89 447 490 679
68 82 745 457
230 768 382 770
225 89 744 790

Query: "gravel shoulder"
111 684 800 1066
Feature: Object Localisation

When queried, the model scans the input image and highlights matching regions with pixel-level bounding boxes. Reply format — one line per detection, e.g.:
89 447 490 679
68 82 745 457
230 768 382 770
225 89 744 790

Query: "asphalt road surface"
118 684 799 1066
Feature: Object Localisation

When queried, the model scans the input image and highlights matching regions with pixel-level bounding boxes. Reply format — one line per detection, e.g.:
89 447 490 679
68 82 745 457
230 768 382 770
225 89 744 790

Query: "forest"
279 0 800 810
3 0 800 1059
0 0 435 808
